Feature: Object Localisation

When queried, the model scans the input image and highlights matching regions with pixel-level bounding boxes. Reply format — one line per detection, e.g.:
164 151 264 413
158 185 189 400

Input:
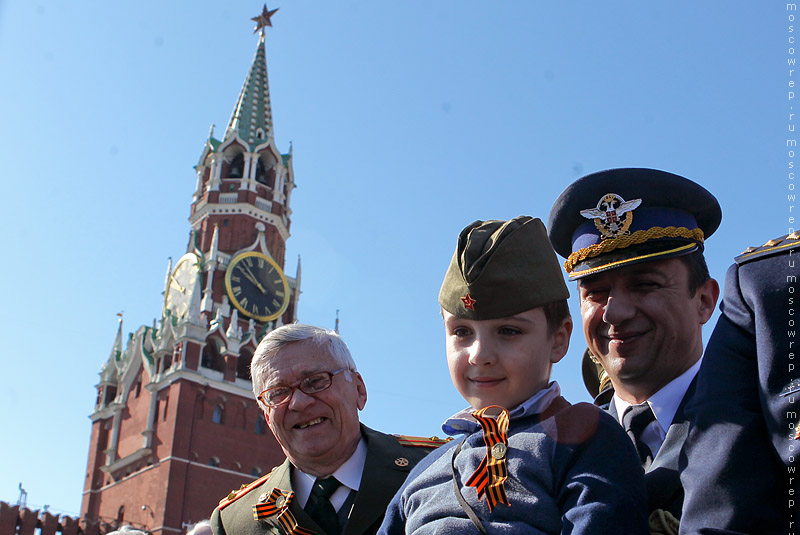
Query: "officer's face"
443 307 572 410
578 257 718 403
261 340 367 476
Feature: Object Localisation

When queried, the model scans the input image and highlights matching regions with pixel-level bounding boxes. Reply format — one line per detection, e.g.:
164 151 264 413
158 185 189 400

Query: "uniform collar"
612 356 702 433
292 436 367 509
442 381 562 436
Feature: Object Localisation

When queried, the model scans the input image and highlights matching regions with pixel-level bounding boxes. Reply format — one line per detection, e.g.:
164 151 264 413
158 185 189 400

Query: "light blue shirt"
612 356 703 455
441 381 561 436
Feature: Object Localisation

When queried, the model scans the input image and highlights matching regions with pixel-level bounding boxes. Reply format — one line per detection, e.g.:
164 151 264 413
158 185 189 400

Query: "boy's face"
443 307 572 410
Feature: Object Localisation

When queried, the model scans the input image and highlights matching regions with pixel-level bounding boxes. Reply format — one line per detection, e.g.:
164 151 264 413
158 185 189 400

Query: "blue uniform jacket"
680 234 799 534
607 379 696 520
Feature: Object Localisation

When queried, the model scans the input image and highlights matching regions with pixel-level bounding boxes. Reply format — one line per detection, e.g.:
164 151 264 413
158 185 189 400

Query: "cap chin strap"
565 226 704 273
568 243 698 280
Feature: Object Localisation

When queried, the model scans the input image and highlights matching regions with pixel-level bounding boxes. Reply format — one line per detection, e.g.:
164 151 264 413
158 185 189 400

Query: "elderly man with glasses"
210 324 444 535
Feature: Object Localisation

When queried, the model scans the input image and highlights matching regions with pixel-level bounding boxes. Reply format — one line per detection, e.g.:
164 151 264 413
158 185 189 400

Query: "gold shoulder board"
217 467 276 510
735 232 800 265
393 434 452 448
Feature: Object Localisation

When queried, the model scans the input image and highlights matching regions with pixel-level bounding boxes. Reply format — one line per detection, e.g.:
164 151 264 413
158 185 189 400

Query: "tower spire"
111 313 123 364
225 5 278 146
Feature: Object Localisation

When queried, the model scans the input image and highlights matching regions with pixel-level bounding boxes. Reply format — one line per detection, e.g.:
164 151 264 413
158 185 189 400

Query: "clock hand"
240 266 267 294
171 279 187 293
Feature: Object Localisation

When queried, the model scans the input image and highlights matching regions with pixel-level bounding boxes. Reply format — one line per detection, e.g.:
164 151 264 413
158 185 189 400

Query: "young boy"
378 216 649 534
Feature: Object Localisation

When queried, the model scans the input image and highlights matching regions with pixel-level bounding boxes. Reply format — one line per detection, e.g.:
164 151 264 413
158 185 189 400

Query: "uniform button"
394 457 409 467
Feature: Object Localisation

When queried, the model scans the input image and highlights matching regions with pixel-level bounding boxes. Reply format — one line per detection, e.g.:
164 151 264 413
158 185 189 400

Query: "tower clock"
164 252 200 319
224 251 290 322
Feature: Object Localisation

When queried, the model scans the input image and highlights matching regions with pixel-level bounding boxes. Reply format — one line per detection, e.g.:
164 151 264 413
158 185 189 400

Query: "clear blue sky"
0 0 789 517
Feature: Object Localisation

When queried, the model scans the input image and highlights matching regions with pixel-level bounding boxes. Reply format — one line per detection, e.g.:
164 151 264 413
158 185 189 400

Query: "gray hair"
186 520 212 535
107 527 148 535
251 324 357 407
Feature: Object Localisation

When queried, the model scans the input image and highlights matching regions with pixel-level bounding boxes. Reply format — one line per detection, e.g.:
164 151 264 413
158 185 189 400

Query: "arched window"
255 158 268 185
212 405 224 425
251 466 262 477
255 415 267 435
237 348 253 380
116 505 125 524
209 457 220 468
201 339 225 372
229 154 244 178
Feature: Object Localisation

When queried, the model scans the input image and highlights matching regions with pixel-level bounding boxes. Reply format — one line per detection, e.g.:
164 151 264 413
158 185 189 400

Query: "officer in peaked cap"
548 168 721 524
680 233 800 534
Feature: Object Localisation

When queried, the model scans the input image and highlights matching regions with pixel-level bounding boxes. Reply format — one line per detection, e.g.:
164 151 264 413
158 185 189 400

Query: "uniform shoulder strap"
217 467 276 510
735 232 800 265
392 434 452 448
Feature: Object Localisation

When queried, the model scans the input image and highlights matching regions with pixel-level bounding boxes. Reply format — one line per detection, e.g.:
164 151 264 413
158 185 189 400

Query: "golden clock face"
224 251 290 322
164 252 200 320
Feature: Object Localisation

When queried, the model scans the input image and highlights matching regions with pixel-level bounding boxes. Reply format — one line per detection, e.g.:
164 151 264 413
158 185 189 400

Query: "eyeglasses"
258 368 349 408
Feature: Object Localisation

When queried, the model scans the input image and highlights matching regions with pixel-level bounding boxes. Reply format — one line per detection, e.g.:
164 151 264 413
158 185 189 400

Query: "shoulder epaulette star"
217 467 277 510
735 231 800 265
393 434 452 448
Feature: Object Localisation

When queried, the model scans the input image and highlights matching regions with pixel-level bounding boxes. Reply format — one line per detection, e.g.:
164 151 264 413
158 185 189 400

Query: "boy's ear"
549 316 572 364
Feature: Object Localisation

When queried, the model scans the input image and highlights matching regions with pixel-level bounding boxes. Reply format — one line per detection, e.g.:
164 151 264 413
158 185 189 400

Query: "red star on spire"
252 4 279 34
461 294 476 310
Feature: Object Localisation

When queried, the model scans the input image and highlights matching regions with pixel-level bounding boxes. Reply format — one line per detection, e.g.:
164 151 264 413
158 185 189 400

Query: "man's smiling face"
262 340 366 476
577 257 717 402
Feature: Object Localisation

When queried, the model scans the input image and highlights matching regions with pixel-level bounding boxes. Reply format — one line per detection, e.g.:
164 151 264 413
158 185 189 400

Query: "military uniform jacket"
607 381 696 520
680 234 800 535
211 425 436 535
379 397 649 535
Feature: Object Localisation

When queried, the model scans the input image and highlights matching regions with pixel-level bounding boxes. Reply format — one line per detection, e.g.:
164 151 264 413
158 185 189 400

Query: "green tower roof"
225 31 274 146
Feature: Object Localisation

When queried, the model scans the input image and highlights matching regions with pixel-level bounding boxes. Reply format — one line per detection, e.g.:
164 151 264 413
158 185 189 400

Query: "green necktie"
305 477 341 535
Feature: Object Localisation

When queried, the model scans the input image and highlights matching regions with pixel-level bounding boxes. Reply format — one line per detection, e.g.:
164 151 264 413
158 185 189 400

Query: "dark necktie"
622 403 656 469
305 477 341 535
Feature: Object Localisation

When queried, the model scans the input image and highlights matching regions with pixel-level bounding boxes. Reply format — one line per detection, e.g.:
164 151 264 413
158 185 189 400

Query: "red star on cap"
461 294 476 310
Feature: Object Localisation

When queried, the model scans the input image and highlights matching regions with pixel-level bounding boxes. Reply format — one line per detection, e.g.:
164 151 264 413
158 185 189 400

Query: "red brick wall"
81 378 285 534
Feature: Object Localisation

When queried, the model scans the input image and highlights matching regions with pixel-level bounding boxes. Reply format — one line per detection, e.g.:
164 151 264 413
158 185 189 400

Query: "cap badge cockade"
461 294 476 310
579 193 642 239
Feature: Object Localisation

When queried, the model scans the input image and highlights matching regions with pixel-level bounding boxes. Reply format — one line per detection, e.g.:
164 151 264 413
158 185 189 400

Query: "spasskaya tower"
80 6 298 533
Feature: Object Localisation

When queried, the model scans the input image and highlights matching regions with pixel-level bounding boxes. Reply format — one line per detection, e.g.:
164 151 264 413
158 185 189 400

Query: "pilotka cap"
438 216 569 320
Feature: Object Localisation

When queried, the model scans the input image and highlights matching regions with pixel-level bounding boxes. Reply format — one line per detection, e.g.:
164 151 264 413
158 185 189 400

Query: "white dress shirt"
292 437 367 511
